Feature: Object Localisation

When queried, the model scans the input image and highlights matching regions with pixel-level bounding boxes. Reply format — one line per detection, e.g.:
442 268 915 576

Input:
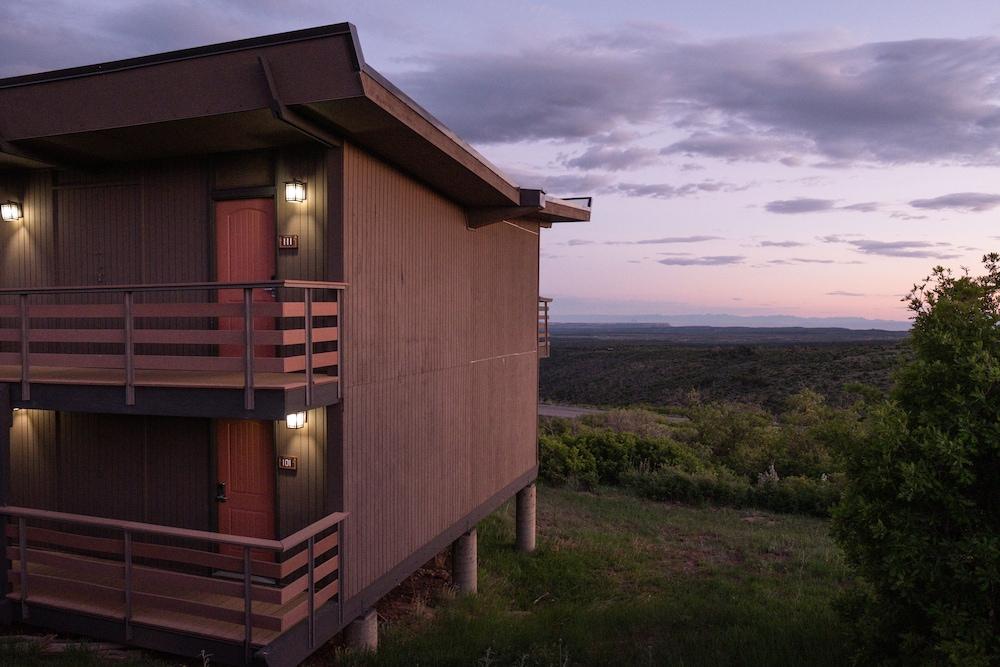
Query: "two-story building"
0 23 589 666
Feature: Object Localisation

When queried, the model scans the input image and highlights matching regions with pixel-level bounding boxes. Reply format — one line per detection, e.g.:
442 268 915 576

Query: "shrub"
832 258 1000 665
538 434 598 488
538 426 707 488
623 467 841 517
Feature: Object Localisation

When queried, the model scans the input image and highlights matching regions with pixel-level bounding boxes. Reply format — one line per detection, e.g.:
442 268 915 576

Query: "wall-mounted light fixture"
284 179 307 203
1 201 23 222
285 411 307 429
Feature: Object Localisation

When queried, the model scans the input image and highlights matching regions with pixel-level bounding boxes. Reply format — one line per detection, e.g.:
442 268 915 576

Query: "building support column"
344 608 378 652
515 483 536 553
452 528 477 594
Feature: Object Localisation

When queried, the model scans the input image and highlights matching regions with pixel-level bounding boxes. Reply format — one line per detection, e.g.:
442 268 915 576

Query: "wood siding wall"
9 410 212 530
274 406 326 537
2 147 330 534
276 148 327 282
340 143 540 598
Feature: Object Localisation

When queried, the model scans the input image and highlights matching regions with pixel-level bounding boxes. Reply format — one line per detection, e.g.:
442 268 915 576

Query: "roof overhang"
0 23 529 208
465 189 591 229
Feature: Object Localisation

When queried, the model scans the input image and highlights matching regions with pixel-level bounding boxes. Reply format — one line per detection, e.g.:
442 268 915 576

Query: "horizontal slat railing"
538 297 552 359
0 505 347 661
0 281 346 409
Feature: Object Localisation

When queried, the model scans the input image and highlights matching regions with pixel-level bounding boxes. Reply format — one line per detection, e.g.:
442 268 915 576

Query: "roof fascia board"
0 23 358 90
0 32 364 142
359 68 521 206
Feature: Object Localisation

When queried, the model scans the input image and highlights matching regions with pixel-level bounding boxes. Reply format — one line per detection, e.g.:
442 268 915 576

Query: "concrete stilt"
452 528 478 594
515 483 536 553
345 608 378 652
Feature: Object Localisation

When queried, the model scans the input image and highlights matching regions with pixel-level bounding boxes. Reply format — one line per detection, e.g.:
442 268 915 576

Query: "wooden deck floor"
0 365 337 391
8 558 301 647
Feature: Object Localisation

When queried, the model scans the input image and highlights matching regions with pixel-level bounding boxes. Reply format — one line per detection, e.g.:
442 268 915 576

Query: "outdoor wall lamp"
1 200 23 222
286 411 307 429
284 179 307 203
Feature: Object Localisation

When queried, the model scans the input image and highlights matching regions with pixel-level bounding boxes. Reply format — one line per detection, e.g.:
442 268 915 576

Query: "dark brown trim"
0 24 357 89
7 382 339 421
325 146 345 282
258 56 343 149
212 186 276 201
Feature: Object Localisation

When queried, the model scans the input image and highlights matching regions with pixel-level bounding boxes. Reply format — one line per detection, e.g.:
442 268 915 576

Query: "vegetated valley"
307 325 888 666
540 324 908 410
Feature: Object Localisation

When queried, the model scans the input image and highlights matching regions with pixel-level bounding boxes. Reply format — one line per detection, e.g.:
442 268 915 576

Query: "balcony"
538 297 552 359
2 505 345 665
0 281 345 419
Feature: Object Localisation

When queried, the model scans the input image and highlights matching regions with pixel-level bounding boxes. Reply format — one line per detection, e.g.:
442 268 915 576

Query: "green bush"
622 466 751 507
622 467 841 517
538 434 598 488
538 427 706 488
832 258 1000 665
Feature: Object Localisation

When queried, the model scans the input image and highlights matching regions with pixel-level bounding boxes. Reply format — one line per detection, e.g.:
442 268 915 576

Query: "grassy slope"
332 486 849 666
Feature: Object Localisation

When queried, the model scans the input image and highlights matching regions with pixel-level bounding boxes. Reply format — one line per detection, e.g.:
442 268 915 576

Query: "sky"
5 1 1000 326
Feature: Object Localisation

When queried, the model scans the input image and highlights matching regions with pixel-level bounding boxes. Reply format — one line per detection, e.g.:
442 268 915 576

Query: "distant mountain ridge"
552 312 910 331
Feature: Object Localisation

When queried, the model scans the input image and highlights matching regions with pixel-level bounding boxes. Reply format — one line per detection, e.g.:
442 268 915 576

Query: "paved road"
538 403 605 418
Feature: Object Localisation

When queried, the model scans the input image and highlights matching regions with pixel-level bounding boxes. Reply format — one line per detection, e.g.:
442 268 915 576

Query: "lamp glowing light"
284 180 306 203
285 412 307 429
1 201 22 222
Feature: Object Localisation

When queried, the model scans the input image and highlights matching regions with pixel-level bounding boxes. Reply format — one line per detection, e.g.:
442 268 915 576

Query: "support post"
516 483 537 553
452 528 478 594
344 608 377 652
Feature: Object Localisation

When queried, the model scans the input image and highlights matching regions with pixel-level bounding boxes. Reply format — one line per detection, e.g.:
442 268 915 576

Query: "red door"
216 420 276 557
214 199 277 553
215 199 276 358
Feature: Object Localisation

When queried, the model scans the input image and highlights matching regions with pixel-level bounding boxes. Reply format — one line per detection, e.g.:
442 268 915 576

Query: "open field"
323 485 849 667
541 325 907 409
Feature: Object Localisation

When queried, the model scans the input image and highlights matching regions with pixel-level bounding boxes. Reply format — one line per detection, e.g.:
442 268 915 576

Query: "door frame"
210 195 281 539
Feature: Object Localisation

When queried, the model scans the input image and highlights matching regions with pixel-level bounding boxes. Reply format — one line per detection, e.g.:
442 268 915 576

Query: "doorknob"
216 481 228 502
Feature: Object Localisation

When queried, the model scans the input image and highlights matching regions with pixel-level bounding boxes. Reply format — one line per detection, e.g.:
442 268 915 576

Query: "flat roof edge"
0 23 360 90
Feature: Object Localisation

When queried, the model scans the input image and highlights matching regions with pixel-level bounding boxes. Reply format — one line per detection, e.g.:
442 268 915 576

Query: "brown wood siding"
340 142 539 598
9 409 58 510
0 170 56 288
9 411 211 529
276 147 327 281
274 406 327 537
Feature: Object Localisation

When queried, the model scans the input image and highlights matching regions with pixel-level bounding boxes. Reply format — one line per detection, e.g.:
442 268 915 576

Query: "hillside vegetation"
540 393 855 518
540 329 906 409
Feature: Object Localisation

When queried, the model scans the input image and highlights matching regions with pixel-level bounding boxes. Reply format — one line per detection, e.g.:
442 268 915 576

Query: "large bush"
538 427 705 489
832 259 1000 665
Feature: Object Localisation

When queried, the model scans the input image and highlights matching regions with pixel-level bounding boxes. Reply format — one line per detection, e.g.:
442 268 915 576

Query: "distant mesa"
551 313 910 331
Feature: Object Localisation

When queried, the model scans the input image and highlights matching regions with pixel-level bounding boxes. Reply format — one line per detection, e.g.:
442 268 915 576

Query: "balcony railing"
538 297 552 359
0 281 345 410
2 505 346 662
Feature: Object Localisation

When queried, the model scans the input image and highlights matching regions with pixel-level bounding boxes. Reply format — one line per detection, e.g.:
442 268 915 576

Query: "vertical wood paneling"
10 411 211 528
275 407 327 537
141 160 210 284
276 147 326 281
340 143 540 598
0 170 55 288
9 409 58 510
